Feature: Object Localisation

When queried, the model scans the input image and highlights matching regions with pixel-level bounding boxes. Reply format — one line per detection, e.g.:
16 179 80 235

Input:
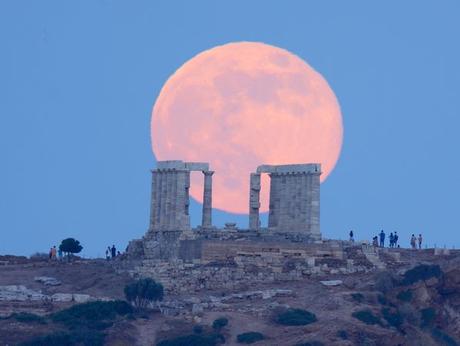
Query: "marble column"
201 170 214 228
249 173 261 229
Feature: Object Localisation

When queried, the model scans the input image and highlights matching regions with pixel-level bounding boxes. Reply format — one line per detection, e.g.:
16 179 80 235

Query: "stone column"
249 173 261 229
201 170 214 228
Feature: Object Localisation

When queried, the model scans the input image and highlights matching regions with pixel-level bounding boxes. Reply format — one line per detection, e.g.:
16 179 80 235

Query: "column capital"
202 170 214 176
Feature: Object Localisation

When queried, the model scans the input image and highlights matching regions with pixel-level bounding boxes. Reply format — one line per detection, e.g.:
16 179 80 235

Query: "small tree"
59 238 83 260
124 278 164 309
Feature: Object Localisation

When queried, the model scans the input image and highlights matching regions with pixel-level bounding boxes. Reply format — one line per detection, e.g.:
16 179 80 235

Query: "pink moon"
151 42 343 214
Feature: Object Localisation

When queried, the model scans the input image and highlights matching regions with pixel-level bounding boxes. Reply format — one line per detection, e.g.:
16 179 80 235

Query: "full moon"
152 42 343 214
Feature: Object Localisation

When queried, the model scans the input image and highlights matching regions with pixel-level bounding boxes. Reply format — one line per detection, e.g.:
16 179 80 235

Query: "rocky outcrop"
0 285 109 303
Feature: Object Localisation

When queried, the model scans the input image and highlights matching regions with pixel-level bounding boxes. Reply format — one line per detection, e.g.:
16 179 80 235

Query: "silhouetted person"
389 233 394 248
111 245 116 258
410 234 416 249
106 246 111 260
379 230 385 247
418 234 423 249
394 232 399 247
349 230 354 242
372 236 378 247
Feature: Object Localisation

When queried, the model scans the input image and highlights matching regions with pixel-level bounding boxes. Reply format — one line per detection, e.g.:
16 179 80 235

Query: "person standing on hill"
111 245 116 259
379 230 385 247
394 232 399 247
349 230 354 242
389 233 394 248
410 234 417 249
51 246 57 260
106 246 111 260
418 234 423 249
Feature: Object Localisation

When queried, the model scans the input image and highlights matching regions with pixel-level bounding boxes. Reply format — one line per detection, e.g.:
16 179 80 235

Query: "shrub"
352 310 381 325
193 325 204 334
12 312 46 324
19 330 104 346
381 308 403 328
59 238 83 258
374 270 398 293
351 293 364 303
156 333 224 346
237 332 265 344
402 265 442 285
51 300 132 329
275 308 317 326
336 330 348 340
377 294 388 305
296 342 324 346
212 317 229 330
431 328 458 346
420 307 436 328
397 290 413 302
124 278 164 309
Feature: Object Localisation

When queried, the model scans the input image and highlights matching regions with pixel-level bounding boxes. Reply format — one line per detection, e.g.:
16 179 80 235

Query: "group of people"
48 245 63 260
410 234 423 249
349 230 423 249
105 245 120 260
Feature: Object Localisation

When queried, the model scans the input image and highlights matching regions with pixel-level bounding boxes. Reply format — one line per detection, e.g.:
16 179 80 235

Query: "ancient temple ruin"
123 160 399 294
249 164 321 239
127 160 322 261
147 160 214 232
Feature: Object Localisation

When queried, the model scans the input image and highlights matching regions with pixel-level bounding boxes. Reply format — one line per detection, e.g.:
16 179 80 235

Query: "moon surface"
152 42 342 214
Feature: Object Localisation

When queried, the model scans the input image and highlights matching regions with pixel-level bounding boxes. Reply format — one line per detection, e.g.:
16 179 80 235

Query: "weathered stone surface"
320 280 343 286
0 285 45 301
34 276 61 286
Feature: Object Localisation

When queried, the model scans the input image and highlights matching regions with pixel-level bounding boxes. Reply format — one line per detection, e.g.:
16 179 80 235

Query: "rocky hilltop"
0 248 459 346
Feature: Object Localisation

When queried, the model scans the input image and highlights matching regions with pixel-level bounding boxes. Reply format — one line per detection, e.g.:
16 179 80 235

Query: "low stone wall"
123 245 369 294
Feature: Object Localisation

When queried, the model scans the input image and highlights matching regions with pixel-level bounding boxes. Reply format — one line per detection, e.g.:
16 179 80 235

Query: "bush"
237 332 265 344
59 238 83 257
352 310 381 325
124 278 164 309
402 265 442 285
156 333 224 346
275 308 317 326
193 325 204 334
19 330 104 346
336 330 348 340
51 300 133 329
212 317 229 330
296 342 324 346
377 294 388 305
351 293 364 303
374 270 398 293
12 312 46 324
420 307 436 328
431 328 458 346
397 290 413 302
381 308 403 328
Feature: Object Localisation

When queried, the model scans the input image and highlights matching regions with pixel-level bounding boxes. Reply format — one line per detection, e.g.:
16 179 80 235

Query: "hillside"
0 249 459 346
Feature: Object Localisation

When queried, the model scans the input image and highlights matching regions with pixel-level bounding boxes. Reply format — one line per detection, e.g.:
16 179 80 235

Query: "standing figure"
349 230 354 242
51 246 57 260
372 236 378 247
106 246 111 260
111 245 116 259
410 234 417 249
394 232 399 247
389 233 394 248
379 230 385 247
418 234 423 249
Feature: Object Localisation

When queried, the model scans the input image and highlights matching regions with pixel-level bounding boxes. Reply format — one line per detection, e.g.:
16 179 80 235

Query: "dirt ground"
0 254 459 345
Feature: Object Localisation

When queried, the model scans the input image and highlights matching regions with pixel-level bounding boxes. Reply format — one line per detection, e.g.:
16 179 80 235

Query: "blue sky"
1 1 459 257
